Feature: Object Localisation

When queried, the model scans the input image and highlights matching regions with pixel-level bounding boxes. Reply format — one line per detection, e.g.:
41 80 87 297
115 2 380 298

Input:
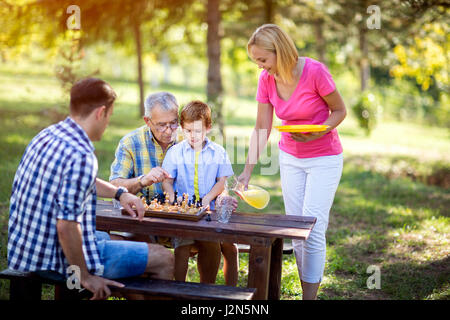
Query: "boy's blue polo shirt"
162 138 234 209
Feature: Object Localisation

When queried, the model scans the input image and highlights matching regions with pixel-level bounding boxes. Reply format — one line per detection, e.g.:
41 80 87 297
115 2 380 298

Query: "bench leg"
10 278 42 300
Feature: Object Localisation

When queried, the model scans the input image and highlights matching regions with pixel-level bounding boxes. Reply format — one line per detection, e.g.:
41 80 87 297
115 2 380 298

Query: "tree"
21 0 193 116
390 4 449 91
206 0 225 138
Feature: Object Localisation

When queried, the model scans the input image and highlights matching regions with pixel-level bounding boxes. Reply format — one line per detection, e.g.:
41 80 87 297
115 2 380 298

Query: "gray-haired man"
109 92 223 284
110 92 178 195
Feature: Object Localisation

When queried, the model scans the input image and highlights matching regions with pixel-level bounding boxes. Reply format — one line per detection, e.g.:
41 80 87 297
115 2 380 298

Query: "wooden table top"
96 200 316 243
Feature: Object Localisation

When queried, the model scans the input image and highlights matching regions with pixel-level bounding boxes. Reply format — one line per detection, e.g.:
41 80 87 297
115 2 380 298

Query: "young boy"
162 100 239 285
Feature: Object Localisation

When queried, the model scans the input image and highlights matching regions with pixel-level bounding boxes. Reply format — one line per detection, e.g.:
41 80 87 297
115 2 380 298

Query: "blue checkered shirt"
8 117 104 276
109 125 177 197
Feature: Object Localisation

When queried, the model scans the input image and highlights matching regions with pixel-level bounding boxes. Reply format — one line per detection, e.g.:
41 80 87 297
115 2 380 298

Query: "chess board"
121 192 211 221
121 207 210 221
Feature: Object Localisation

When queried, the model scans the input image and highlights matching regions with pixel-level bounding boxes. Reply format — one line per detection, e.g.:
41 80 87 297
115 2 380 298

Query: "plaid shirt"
109 125 177 197
8 117 103 276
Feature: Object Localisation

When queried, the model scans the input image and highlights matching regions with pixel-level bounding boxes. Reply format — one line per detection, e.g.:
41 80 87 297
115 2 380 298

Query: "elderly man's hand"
120 192 145 221
142 167 172 186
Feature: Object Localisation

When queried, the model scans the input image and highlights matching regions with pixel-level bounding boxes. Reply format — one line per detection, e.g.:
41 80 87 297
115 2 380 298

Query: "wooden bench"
237 241 293 255
0 269 256 300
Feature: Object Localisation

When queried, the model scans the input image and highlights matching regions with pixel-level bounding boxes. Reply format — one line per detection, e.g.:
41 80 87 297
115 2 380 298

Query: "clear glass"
113 199 122 209
215 195 234 223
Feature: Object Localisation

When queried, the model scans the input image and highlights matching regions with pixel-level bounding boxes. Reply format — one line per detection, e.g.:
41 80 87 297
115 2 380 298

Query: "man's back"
8 117 102 276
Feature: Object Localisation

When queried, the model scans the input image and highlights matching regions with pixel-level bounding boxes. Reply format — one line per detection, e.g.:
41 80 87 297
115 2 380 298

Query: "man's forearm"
109 177 142 195
96 178 121 198
56 219 91 279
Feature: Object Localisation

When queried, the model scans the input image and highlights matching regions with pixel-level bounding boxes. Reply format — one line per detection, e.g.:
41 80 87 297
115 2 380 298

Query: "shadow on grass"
344 154 450 190
322 158 449 299
382 255 450 299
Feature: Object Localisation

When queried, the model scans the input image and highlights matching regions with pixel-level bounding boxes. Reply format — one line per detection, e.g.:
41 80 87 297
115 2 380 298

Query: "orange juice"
235 185 270 209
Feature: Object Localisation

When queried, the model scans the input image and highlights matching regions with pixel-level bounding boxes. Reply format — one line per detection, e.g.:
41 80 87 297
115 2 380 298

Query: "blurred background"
0 0 448 300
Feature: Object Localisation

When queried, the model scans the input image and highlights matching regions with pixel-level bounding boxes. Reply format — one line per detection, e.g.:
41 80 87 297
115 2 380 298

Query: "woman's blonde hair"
247 24 298 84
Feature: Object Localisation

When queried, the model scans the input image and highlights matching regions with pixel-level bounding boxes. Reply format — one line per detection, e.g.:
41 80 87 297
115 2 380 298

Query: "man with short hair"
109 92 178 196
8 78 174 300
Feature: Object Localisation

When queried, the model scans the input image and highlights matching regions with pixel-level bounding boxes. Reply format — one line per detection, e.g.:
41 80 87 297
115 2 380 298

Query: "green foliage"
351 91 380 136
391 20 449 91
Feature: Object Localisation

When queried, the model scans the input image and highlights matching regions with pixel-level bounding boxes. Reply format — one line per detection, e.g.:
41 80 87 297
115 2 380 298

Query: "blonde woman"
238 24 346 300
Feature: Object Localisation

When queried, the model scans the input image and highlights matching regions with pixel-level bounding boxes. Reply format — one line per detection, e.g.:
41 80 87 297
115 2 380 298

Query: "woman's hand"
290 131 327 143
291 90 346 143
237 171 252 190
216 195 239 212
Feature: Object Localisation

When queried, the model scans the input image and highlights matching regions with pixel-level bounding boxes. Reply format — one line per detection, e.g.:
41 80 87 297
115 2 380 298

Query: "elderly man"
8 79 174 300
110 92 224 284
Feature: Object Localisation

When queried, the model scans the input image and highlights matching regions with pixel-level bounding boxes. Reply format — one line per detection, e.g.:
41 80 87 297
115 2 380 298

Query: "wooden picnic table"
95 200 316 300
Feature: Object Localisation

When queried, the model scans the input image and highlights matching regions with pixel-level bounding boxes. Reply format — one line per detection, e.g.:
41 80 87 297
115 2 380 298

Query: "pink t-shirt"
256 57 343 159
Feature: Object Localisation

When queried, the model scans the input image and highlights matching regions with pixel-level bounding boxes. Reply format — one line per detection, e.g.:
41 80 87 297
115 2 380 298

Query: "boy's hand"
229 197 238 211
221 195 238 211
216 195 238 212
201 196 211 209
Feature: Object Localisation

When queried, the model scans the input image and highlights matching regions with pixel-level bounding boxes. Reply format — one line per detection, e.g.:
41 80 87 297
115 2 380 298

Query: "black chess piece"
173 191 178 205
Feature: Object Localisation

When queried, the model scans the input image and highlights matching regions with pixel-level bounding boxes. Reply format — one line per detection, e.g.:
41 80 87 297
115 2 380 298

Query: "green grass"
0 59 449 300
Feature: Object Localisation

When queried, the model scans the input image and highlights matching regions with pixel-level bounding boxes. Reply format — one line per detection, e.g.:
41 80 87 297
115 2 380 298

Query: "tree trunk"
206 0 224 139
134 22 145 117
264 0 275 23
314 19 326 64
359 22 370 91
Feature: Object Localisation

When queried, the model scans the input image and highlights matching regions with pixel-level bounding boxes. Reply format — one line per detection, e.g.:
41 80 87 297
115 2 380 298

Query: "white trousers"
279 150 343 283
